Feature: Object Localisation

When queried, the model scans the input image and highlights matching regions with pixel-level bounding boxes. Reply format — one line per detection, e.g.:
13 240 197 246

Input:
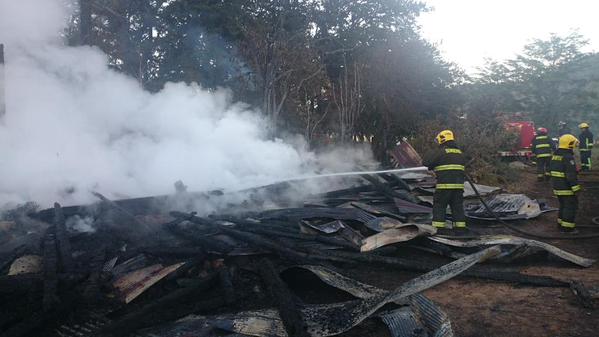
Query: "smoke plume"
0 0 375 209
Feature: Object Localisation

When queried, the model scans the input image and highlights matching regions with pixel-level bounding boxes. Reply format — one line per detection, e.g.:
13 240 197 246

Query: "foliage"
468 32 599 133
411 116 517 185
70 0 458 159
69 1 599 174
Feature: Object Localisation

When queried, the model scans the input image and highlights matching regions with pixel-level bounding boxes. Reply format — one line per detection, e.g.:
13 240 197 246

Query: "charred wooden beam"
570 281 595 309
100 272 219 337
172 212 569 288
240 226 358 250
164 220 233 254
169 211 211 225
259 259 310 337
0 274 43 294
258 207 375 224
42 226 59 312
92 191 151 233
378 172 413 191
219 266 235 305
138 246 206 259
326 249 570 288
172 212 356 264
219 227 311 263
0 294 40 333
82 246 106 301
321 184 374 198
0 288 78 337
53 203 73 274
360 174 419 204
163 258 205 284
0 310 44 337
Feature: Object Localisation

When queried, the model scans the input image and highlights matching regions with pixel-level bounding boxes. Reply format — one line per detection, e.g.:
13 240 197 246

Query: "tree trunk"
79 0 92 45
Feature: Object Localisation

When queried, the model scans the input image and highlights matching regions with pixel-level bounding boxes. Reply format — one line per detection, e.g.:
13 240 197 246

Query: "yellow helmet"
579 122 590 129
558 134 580 150
435 130 454 144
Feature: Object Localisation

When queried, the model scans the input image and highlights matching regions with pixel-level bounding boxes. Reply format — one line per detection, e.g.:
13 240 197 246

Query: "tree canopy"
465 32 599 132
73 0 459 160
72 1 599 160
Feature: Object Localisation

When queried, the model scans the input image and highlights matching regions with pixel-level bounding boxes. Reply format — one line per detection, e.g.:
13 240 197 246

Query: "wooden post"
0 43 5 118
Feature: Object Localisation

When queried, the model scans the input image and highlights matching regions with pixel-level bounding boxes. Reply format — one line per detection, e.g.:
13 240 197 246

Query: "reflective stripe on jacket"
422 142 466 190
550 149 580 196
532 135 552 156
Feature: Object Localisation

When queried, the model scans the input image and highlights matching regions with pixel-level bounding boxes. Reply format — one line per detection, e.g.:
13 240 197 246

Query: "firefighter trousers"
432 189 466 228
580 151 592 171
536 156 551 180
557 195 578 228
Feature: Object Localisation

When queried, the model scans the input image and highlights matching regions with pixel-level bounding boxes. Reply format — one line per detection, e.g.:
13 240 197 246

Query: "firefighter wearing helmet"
531 127 552 181
578 122 593 171
550 134 581 233
422 130 467 233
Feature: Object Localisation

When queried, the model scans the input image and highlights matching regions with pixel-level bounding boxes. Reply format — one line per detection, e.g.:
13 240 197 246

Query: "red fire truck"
498 121 536 158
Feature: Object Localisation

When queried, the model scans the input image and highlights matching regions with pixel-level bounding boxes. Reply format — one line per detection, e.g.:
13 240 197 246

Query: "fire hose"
464 173 599 240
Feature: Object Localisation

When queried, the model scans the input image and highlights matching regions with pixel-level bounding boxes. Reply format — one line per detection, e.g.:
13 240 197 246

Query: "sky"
418 0 599 73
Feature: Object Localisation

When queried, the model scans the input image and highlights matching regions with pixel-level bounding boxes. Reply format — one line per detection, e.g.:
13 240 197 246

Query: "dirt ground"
338 166 599 337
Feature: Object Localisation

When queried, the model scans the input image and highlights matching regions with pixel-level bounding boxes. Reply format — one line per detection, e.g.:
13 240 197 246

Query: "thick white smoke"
0 0 375 208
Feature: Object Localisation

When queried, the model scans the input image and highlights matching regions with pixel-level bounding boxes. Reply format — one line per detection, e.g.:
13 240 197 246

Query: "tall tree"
471 32 596 128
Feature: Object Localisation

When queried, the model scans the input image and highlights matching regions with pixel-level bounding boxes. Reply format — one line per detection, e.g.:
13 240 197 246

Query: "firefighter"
531 127 552 181
423 130 467 232
550 134 581 233
558 121 569 136
579 122 593 171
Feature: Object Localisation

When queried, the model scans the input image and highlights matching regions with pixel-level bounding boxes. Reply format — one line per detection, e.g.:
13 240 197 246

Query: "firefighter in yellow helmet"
422 130 467 233
578 122 593 171
550 134 581 233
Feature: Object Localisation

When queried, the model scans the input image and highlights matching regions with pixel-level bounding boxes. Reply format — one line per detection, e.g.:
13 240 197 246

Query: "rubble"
465 193 557 220
428 235 595 267
0 166 596 337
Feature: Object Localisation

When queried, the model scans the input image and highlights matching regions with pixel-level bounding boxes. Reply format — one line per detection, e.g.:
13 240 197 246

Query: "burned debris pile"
0 172 596 337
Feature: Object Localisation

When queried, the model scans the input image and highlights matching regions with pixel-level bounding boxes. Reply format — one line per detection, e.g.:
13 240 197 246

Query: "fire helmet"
435 130 454 145
558 134 580 150
537 127 548 135
579 122 590 129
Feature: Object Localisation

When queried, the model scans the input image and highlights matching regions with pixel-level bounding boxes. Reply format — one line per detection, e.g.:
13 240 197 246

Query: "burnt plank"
0 310 45 337
325 249 570 288
258 259 310 337
92 191 151 233
138 246 206 258
360 174 420 203
219 227 310 263
570 281 595 309
82 246 106 301
243 226 358 250
165 220 233 254
42 225 59 312
53 203 73 274
100 272 219 337
171 212 354 264
219 266 235 305
0 274 43 294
